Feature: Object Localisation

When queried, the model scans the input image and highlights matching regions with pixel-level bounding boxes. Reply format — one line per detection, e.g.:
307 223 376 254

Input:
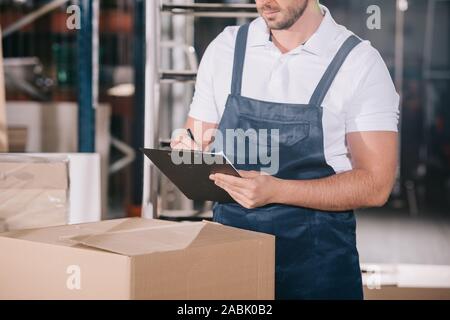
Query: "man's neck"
271 3 324 54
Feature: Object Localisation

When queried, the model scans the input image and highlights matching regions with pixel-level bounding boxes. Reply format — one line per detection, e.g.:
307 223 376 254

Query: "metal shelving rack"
1 0 99 153
161 3 259 18
141 1 258 218
77 0 99 153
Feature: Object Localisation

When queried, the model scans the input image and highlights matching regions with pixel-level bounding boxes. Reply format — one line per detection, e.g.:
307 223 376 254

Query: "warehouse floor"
356 208 450 265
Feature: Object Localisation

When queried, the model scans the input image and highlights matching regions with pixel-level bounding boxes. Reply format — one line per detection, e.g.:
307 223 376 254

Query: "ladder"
141 1 258 218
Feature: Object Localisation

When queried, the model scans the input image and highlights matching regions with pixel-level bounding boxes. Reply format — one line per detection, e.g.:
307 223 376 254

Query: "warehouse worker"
171 0 399 299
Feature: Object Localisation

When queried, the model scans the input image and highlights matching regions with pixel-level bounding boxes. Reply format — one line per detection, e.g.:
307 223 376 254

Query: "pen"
187 128 196 143
187 128 201 149
187 128 215 150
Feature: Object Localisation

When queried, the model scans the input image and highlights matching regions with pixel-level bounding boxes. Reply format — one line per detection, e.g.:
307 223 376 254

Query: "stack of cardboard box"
0 155 69 231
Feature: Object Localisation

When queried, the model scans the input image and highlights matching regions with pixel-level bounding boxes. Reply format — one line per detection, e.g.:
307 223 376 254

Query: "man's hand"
210 170 280 209
170 131 201 151
170 117 218 151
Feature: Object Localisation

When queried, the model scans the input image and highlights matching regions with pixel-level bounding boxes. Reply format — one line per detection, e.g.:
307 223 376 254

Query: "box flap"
0 217 273 257
67 220 272 256
0 218 173 250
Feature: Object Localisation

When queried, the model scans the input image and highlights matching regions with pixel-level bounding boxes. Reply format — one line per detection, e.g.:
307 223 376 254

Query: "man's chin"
264 20 284 30
261 14 290 30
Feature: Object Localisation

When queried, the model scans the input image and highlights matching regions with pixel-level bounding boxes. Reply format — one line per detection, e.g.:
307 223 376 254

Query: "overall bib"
212 24 364 300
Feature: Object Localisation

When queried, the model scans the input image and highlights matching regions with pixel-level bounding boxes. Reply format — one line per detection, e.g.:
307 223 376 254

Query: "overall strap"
231 23 250 96
309 35 362 107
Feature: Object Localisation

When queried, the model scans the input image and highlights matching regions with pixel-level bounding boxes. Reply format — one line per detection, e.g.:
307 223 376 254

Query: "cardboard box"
364 286 450 300
8 153 102 225
7 126 27 152
0 155 69 231
0 27 8 152
0 218 275 300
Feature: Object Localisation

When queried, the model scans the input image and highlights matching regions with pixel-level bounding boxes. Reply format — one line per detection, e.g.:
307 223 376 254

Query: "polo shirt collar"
248 5 341 56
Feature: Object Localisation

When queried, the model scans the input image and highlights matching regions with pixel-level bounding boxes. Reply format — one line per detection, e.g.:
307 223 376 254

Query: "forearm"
273 168 393 212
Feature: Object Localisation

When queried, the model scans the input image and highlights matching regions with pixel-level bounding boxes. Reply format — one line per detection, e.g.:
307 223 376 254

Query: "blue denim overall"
212 23 364 300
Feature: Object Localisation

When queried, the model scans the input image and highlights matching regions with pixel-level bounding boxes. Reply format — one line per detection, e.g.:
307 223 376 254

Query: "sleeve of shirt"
188 37 221 124
345 47 400 133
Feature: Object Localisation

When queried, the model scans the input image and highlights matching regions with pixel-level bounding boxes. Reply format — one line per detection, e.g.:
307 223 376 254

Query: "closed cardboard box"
0 217 275 300
0 155 69 230
364 286 450 300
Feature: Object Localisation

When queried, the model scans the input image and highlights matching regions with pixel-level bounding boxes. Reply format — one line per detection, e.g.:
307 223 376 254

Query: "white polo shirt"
188 6 400 174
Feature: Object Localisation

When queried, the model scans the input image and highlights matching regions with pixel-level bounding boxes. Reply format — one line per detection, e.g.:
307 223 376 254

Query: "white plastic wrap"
0 154 69 231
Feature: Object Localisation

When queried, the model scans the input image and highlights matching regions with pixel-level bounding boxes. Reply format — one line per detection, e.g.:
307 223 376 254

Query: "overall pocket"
238 114 310 148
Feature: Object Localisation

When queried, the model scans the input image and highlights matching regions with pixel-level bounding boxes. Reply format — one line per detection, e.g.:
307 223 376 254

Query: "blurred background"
0 0 449 299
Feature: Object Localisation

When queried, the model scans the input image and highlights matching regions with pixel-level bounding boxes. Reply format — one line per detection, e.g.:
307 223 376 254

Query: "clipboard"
142 148 240 203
